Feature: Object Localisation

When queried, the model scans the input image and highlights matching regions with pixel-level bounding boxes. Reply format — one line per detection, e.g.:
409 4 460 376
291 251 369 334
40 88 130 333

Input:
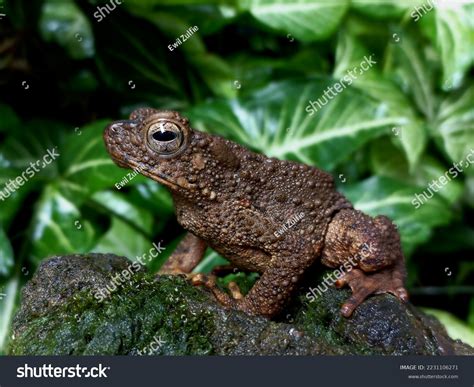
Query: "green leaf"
0 120 65 227
0 226 14 277
370 138 464 205
188 79 409 171
385 30 437 120
123 0 226 5
39 0 94 59
93 13 197 108
350 0 412 19
334 30 406 109
128 181 175 219
342 176 453 256
334 30 427 169
126 10 206 54
433 86 474 174
397 123 428 173
0 120 64 178
423 308 474 347
0 276 19 354
60 120 125 194
466 176 474 208
239 0 349 42
165 5 238 35
229 49 330 97
91 191 154 236
30 185 98 265
420 4 474 90
66 69 99 93
192 53 237 98
0 105 20 133
147 235 183 274
125 9 236 99
193 250 229 274
0 168 34 228
218 272 259 295
92 218 156 263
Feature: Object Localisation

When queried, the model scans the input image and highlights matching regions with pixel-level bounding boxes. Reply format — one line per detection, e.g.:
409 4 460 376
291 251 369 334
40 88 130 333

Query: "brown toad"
104 109 408 318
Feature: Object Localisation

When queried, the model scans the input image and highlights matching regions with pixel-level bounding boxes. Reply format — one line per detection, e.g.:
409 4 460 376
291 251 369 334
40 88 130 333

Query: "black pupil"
153 130 177 142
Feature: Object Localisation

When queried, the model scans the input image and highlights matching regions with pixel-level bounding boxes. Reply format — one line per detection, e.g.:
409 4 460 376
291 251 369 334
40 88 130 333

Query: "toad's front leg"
192 247 316 319
159 232 207 274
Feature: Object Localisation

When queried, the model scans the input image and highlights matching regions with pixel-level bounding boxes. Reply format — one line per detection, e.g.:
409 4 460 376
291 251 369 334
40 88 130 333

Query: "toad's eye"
152 130 177 142
146 120 185 156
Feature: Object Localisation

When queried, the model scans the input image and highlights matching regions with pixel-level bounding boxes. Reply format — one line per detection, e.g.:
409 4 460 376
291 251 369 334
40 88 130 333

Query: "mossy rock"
9 254 474 355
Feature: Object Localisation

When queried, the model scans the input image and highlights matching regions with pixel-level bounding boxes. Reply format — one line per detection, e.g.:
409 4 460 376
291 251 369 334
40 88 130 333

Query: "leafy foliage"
0 0 473 353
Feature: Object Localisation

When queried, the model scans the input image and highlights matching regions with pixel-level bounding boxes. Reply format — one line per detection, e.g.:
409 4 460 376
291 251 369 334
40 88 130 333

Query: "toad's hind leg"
159 233 207 274
322 209 408 317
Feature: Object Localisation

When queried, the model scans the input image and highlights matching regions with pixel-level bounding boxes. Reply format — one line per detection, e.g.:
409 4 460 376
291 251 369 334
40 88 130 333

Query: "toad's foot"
190 273 245 308
335 266 408 318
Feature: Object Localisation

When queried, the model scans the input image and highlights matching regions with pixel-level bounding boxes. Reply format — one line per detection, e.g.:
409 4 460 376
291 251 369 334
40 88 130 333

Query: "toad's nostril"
109 122 124 132
153 130 177 142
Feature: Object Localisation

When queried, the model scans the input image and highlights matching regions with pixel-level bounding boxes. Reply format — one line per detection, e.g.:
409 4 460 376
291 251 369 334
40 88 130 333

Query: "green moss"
10 274 215 355
293 287 372 355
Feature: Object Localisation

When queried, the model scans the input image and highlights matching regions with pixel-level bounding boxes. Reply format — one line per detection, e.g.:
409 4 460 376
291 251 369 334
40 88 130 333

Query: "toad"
104 109 408 318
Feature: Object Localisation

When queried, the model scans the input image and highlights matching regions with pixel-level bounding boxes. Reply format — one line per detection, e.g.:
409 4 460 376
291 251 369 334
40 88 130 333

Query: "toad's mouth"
110 156 184 191
109 154 130 169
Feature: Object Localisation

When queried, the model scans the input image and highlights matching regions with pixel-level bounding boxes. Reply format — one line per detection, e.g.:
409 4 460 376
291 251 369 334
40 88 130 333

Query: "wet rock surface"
9 254 474 355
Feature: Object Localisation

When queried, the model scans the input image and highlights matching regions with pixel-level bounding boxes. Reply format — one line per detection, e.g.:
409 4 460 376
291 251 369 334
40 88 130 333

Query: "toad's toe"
337 267 409 318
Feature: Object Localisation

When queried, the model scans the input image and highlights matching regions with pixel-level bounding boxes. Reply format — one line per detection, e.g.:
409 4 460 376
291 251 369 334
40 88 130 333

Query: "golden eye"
146 119 186 156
